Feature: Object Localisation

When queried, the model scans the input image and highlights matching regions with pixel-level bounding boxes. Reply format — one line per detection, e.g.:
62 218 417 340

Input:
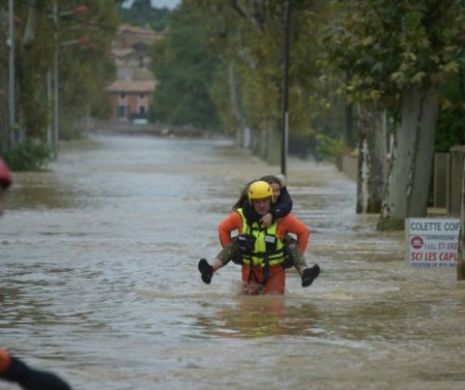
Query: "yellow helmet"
248 180 273 203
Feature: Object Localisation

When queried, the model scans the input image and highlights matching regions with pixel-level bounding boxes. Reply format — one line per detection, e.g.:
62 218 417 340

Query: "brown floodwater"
1 134 464 390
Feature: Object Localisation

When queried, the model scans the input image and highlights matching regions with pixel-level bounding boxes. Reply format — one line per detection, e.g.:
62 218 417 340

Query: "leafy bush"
436 74 465 152
315 133 347 167
4 140 51 171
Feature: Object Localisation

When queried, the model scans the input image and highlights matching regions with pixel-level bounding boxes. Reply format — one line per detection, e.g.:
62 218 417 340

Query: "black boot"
198 258 213 284
302 264 320 287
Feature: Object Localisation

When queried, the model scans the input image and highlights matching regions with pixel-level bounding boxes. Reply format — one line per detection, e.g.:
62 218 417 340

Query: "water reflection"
7 172 76 210
197 296 318 338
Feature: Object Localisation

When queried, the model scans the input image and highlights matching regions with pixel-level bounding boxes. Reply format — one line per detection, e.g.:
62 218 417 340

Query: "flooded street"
1 134 465 390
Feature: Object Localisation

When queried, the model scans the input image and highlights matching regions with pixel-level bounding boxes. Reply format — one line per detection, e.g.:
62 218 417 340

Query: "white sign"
405 218 460 267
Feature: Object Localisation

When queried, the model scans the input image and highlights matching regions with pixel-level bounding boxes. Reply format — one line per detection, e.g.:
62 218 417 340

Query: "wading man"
199 180 319 294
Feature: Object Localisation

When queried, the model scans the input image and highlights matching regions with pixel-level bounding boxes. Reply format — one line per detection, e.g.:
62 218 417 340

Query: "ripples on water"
1 135 465 389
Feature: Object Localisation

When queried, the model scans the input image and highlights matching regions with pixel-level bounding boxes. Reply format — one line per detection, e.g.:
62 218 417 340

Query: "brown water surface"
1 134 464 389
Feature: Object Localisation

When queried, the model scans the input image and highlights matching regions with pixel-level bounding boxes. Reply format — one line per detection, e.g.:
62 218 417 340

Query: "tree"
149 1 221 130
0 0 118 159
58 0 119 138
356 105 387 213
191 0 344 163
435 73 465 152
324 0 465 229
119 0 170 31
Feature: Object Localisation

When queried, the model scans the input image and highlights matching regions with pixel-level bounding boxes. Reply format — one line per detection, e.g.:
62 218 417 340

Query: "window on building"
117 105 127 118
139 106 146 115
120 93 126 99
139 93 145 99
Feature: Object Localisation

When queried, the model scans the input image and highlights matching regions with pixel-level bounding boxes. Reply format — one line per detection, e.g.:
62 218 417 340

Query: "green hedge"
4 140 51 171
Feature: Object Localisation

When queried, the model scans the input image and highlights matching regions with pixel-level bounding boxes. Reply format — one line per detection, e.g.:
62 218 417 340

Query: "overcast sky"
151 0 180 8
123 0 181 9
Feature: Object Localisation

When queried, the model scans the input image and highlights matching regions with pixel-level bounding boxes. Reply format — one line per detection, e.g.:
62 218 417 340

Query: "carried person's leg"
284 235 320 287
198 239 240 284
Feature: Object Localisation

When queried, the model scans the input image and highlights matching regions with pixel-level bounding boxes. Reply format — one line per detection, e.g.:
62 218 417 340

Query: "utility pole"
458 158 465 280
49 3 90 160
345 70 355 149
47 71 52 147
52 0 59 160
8 0 15 149
281 0 291 177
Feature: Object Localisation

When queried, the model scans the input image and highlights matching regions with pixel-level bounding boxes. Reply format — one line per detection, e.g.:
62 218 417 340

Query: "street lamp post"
8 0 15 149
50 2 90 160
52 0 59 160
281 0 291 177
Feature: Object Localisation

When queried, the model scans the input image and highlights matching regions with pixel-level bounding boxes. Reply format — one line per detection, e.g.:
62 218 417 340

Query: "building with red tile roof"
106 25 161 121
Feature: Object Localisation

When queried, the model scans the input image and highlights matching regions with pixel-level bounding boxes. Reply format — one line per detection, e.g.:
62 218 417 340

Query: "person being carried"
199 180 319 295
0 158 72 390
198 175 320 288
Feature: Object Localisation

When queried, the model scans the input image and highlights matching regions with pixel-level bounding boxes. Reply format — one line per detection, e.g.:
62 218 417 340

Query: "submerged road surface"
1 134 465 389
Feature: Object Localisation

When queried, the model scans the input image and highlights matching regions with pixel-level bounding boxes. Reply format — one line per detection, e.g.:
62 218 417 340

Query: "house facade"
106 25 160 122
106 80 156 121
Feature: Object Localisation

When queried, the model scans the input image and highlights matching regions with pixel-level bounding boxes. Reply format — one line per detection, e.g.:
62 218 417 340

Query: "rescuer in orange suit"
0 158 72 390
199 180 320 294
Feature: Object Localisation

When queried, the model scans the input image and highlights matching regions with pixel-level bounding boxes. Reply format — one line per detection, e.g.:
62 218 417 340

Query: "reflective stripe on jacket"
236 208 285 267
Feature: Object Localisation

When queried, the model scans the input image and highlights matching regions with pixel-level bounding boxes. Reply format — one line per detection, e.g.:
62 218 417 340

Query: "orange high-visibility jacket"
218 211 310 253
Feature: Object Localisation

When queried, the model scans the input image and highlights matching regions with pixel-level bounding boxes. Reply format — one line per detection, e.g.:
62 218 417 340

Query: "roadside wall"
88 119 210 138
341 146 465 216
341 149 358 182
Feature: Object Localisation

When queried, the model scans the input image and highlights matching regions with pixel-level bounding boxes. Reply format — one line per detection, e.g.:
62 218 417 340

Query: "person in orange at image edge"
0 349 71 390
199 180 319 295
0 158 72 390
0 157 12 215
